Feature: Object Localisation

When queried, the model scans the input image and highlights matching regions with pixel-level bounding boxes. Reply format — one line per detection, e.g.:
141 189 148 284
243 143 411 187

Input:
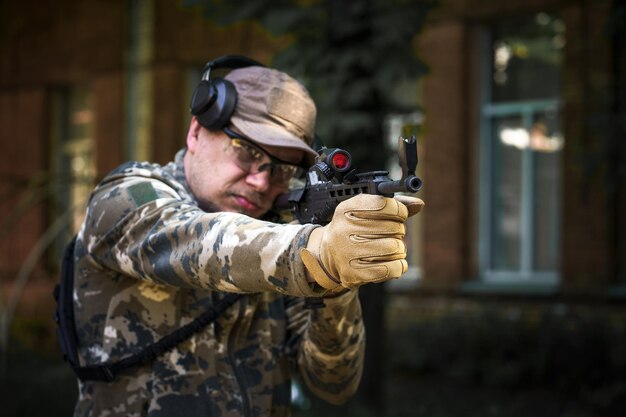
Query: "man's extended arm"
82 174 326 297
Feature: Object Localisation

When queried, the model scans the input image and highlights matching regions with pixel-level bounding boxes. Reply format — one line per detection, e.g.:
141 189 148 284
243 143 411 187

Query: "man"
71 60 424 416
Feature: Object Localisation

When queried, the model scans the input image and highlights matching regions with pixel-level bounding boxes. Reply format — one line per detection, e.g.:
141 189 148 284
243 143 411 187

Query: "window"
478 13 565 287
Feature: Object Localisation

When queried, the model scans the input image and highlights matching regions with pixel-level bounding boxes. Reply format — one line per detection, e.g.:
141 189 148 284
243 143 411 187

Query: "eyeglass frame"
222 127 306 184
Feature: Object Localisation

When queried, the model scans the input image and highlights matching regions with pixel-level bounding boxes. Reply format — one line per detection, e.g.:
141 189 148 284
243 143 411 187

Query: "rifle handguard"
276 136 423 226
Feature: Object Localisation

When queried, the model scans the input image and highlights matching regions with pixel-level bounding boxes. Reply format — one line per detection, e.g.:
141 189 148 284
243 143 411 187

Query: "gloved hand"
394 194 425 217
301 194 425 290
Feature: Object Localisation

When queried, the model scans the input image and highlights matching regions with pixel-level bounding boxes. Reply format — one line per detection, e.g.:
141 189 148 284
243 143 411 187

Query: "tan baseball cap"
225 66 318 164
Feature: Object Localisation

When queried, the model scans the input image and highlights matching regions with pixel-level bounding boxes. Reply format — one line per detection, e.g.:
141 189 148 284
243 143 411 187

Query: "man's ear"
186 117 203 152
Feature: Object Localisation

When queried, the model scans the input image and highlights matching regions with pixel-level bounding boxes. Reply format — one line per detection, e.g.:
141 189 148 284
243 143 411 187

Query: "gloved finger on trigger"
394 195 425 217
338 195 408 220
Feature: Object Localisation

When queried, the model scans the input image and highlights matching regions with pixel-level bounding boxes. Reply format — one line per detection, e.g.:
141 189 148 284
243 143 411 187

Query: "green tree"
183 0 435 169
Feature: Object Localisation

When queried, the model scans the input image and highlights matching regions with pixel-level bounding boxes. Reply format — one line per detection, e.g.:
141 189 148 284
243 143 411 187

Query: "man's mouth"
232 193 264 212
235 196 258 210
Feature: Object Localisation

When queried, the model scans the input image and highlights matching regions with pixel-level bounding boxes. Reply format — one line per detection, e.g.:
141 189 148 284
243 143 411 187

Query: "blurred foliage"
1 336 77 417
4 299 626 416
496 12 565 67
182 0 437 169
387 301 626 417
9 315 61 357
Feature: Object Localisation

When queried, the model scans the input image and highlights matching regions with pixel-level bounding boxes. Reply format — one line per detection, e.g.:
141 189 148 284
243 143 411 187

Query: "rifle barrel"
376 176 422 195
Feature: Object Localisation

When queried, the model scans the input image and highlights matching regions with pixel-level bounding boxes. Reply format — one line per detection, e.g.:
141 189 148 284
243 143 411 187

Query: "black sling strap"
53 236 241 382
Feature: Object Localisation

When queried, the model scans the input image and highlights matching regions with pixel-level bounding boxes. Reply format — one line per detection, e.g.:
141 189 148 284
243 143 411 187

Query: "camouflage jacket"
73 149 364 417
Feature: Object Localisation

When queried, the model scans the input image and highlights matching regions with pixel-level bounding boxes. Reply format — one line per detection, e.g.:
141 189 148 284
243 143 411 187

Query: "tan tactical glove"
301 194 424 290
394 194 426 217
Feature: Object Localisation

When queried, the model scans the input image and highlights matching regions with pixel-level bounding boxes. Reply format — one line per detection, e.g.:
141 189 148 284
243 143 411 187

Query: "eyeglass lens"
224 129 303 183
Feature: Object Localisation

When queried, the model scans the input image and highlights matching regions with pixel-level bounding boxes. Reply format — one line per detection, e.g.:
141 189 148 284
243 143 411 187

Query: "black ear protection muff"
190 55 264 130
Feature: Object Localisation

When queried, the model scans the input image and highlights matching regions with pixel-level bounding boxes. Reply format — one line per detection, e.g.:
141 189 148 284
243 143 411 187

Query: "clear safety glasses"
223 127 305 185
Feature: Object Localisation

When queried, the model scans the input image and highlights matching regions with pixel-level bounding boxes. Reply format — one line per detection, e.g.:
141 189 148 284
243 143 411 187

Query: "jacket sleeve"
81 175 325 297
285 291 365 404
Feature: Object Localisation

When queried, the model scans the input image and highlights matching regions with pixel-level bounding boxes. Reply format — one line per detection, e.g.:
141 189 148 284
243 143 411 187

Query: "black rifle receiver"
276 135 423 225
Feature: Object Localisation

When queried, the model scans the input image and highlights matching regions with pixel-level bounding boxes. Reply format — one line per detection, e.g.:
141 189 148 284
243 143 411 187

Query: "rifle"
276 135 423 226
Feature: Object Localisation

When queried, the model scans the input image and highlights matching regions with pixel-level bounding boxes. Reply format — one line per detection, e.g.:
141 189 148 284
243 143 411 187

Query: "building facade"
0 0 624 328
417 0 624 299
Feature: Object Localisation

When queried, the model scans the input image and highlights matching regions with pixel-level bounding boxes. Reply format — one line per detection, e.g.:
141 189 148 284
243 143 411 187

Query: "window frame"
476 25 562 289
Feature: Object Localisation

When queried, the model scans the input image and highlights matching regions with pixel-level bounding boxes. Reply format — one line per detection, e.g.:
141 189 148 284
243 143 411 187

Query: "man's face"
184 119 305 218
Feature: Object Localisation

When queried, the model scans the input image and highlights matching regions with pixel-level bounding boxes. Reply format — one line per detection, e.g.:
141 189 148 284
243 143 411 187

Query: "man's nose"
245 169 272 192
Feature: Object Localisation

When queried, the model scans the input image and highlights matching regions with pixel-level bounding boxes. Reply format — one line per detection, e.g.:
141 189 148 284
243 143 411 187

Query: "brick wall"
418 0 617 296
0 0 620 300
419 21 470 290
